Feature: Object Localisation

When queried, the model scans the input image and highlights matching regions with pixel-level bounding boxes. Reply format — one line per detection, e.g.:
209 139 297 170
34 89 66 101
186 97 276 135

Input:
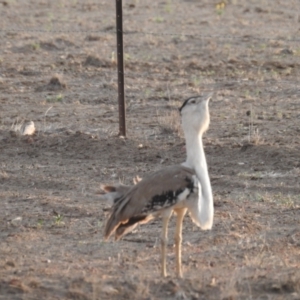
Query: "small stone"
11 217 22 227
102 285 118 295
21 121 35 136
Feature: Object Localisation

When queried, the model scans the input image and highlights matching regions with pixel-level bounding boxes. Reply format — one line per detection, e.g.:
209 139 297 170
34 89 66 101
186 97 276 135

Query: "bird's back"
104 165 197 240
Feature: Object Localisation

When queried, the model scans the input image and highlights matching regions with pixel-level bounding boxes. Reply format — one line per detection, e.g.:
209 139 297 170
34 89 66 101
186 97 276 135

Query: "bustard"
103 94 214 277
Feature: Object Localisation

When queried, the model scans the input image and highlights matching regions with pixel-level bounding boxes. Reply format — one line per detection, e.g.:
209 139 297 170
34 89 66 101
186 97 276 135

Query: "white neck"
182 129 214 230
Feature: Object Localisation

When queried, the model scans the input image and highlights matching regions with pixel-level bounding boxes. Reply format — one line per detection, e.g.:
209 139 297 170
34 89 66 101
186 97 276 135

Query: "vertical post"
116 0 126 136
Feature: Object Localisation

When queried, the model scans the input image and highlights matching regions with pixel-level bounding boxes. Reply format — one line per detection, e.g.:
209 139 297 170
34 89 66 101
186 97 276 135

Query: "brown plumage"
104 165 196 240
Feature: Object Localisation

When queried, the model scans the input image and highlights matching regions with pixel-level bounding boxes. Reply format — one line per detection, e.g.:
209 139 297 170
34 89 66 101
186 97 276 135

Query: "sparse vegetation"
46 93 64 103
153 16 164 23
164 0 173 13
37 219 44 228
0 0 299 299
215 1 226 15
54 214 64 226
157 106 182 137
31 42 40 51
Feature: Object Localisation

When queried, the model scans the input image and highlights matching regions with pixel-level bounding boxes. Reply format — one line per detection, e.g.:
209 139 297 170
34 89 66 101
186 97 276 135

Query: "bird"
103 94 214 278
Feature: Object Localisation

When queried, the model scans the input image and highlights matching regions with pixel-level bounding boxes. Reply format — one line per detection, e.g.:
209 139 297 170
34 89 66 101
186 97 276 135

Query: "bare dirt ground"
1 0 300 299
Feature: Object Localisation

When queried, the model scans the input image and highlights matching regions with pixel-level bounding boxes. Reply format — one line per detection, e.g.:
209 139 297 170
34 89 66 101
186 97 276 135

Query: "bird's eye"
189 99 196 104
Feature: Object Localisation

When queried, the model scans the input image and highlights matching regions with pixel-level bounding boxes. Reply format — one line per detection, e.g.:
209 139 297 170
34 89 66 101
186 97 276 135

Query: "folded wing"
104 165 197 240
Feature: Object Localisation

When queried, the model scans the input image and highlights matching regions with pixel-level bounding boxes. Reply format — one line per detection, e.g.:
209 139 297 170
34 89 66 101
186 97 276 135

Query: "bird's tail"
104 211 121 240
102 176 143 239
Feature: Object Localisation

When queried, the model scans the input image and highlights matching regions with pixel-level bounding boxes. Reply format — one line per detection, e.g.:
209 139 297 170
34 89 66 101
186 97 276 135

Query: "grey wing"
104 165 196 239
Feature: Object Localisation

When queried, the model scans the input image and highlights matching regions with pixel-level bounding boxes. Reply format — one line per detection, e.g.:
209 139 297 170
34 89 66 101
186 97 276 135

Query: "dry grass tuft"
84 55 112 68
35 74 67 92
0 170 9 179
5 278 31 293
157 108 183 137
92 277 150 300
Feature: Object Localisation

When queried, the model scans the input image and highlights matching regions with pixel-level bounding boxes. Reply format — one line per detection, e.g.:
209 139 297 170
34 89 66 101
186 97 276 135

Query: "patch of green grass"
294 48 300 56
215 2 225 15
260 43 267 50
238 171 263 180
244 89 251 99
191 75 202 87
164 0 173 13
124 53 131 61
31 42 40 51
54 214 64 226
271 193 297 208
46 12 54 31
276 110 283 119
144 89 151 98
37 219 44 228
46 94 64 103
245 190 298 208
153 16 164 23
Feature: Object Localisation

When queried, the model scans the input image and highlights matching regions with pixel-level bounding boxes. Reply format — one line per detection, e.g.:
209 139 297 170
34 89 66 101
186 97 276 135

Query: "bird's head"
179 93 212 135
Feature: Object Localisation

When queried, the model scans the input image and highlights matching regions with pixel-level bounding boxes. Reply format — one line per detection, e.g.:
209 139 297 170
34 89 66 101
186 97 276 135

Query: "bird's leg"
161 210 172 277
174 208 187 278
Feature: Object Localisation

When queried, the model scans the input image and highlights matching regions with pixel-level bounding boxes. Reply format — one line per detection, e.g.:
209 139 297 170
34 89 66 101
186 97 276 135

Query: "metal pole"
116 0 126 136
